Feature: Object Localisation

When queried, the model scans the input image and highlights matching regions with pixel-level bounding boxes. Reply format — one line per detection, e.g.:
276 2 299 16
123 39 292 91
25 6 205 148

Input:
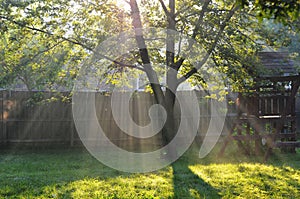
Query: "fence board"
0 90 5 142
0 90 299 148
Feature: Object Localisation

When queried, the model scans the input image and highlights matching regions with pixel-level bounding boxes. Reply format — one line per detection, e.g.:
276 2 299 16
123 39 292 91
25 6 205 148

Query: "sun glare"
114 0 131 11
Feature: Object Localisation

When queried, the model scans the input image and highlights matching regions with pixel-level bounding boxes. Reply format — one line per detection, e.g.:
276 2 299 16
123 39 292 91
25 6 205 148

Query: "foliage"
1 0 299 154
0 0 122 91
238 0 300 23
0 0 299 91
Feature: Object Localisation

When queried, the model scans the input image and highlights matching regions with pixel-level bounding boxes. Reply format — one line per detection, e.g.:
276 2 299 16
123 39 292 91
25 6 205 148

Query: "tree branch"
158 0 172 18
172 0 211 75
175 12 200 22
30 40 65 60
129 0 165 104
192 0 211 39
166 0 176 68
175 5 193 17
0 15 144 71
129 0 151 65
178 4 239 83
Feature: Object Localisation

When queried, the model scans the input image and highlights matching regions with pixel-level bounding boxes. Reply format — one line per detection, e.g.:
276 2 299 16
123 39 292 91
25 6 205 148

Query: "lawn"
0 144 299 199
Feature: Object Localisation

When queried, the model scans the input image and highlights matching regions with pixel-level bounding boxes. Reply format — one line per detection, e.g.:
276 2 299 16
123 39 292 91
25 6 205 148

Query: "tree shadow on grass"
172 157 221 199
0 148 129 198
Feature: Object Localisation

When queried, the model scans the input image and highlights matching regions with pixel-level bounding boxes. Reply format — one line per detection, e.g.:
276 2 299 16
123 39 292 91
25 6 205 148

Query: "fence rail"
0 90 299 148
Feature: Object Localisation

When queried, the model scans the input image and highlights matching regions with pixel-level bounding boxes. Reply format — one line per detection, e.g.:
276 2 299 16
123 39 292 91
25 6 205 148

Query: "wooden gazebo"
219 52 300 161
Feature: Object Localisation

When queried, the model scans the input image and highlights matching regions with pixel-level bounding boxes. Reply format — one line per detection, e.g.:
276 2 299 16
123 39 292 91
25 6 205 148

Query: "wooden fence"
0 91 75 147
296 94 300 133
1 90 299 148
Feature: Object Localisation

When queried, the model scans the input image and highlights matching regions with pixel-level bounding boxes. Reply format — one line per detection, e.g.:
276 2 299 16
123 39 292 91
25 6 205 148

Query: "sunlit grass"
40 172 173 198
0 149 174 199
190 163 300 198
0 144 299 198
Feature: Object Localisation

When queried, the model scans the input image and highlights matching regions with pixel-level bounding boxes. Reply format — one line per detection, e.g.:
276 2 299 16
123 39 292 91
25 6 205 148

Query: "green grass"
0 144 299 198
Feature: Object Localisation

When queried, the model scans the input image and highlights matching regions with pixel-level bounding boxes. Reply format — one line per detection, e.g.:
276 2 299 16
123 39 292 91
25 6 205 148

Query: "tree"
1 0 299 158
123 0 300 158
0 0 122 91
239 0 300 23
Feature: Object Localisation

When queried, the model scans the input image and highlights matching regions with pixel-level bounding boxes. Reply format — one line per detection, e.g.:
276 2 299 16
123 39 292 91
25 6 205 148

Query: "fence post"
0 90 2 144
1 90 8 146
70 121 74 147
296 94 300 134
70 100 75 147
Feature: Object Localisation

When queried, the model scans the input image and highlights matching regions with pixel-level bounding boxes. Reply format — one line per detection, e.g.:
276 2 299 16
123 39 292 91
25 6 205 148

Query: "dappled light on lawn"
189 163 300 198
40 171 173 198
0 149 299 198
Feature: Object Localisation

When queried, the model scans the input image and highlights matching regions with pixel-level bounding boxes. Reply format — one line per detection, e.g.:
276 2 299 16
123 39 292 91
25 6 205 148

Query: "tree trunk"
130 0 179 159
161 87 178 160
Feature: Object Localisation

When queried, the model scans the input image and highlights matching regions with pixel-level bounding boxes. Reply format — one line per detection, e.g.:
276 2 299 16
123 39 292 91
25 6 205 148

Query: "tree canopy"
1 0 299 159
0 0 299 91
0 0 122 90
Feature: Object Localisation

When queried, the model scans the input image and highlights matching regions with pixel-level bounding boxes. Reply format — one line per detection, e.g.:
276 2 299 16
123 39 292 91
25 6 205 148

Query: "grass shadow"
0 148 129 198
172 155 221 199
1 143 299 198
176 142 300 198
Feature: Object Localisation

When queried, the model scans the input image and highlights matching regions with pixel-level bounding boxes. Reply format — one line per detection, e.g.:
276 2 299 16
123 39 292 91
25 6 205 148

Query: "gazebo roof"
258 52 298 77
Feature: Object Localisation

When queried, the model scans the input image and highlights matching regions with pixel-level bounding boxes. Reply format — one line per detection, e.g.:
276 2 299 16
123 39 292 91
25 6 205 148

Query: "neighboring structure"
258 52 298 76
219 51 300 160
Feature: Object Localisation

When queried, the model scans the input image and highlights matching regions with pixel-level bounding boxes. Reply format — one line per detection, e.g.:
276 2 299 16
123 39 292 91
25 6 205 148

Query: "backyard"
1 0 300 198
0 144 299 199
